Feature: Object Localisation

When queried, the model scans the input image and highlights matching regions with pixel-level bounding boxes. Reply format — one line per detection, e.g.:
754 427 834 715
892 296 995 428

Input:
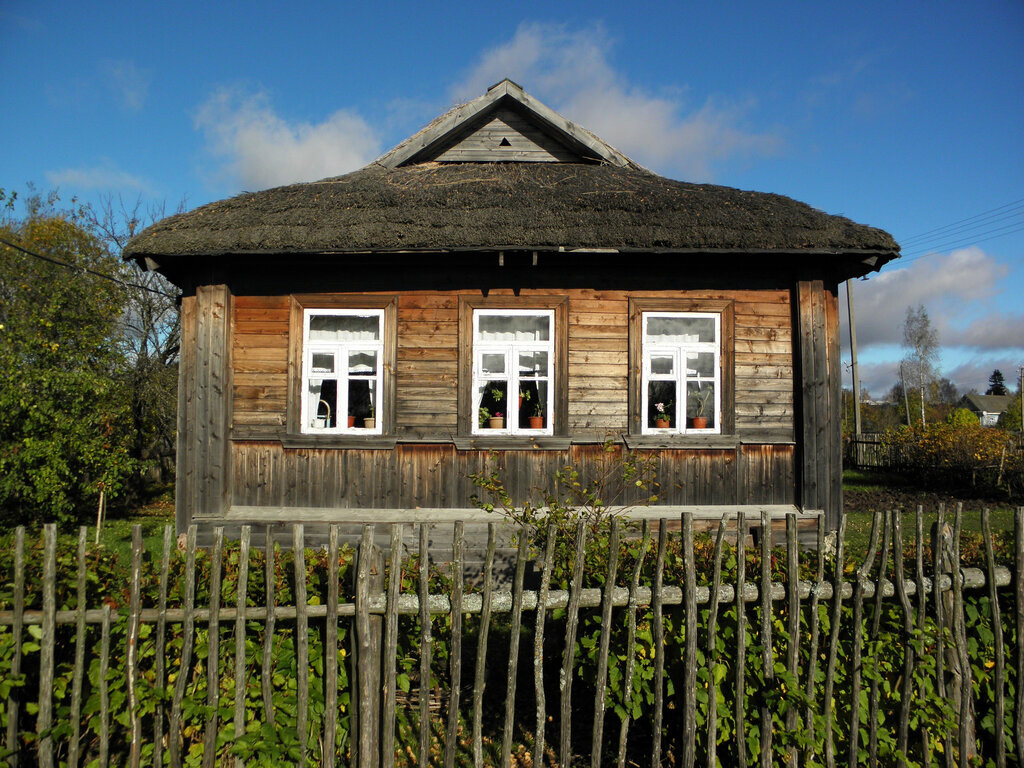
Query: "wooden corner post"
795 280 842 531
175 284 233 531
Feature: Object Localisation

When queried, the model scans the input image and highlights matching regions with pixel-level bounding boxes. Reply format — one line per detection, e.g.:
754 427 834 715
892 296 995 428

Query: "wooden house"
125 79 900 540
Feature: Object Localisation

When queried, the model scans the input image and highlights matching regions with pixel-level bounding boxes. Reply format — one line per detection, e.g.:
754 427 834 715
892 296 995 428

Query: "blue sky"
2 1 1022 396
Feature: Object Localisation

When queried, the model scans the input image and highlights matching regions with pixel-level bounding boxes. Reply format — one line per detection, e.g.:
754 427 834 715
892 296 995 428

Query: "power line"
899 205 1024 249
899 197 1024 245
0 235 177 299
900 220 1024 261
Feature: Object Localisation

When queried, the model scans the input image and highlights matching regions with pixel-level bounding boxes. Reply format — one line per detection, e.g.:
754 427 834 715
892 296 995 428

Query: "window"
301 309 384 434
629 298 734 437
288 295 396 438
642 312 720 434
458 296 568 438
473 309 554 435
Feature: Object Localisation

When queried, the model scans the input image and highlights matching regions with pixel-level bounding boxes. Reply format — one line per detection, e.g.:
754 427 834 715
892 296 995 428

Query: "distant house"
961 393 1014 426
124 79 899 539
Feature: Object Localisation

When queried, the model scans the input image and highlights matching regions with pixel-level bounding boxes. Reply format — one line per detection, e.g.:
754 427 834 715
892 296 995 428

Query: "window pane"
518 350 549 377
647 316 715 344
311 353 334 373
348 349 377 376
477 380 508 427
519 380 548 428
481 353 505 376
647 381 675 428
650 354 674 376
348 378 377 425
479 314 550 342
309 378 338 429
685 351 715 377
687 381 715 427
309 313 380 343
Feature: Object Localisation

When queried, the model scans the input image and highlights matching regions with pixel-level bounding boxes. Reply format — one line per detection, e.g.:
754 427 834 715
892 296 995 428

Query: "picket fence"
1 507 1023 768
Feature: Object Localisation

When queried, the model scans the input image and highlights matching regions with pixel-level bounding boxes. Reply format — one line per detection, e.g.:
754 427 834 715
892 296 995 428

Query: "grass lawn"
841 468 1020 563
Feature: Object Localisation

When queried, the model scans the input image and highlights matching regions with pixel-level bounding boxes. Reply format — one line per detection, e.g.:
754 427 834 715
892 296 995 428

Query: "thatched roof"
125 79 898 277
126 162 897 259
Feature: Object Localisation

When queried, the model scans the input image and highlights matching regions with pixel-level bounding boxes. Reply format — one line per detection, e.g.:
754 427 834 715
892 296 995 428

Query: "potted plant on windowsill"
479 407 504 429
690 385 713 429
653 401 672 429
528 398 544 429
363 403 376 429
519 388 531 410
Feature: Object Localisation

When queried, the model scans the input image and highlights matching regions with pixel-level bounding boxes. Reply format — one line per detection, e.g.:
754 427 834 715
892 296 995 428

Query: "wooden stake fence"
0 509 1022 768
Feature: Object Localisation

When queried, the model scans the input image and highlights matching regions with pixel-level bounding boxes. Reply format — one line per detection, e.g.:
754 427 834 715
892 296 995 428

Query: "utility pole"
900 362 911 427
847 281 862 450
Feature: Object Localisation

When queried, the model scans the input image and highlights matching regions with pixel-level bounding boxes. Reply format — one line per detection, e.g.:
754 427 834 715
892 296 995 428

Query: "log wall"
212 287 800 513
231 288 795 439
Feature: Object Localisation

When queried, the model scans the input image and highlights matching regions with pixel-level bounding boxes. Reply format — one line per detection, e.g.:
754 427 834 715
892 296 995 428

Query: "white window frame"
300 308 384 435
472 308 554 436
641 311 721 435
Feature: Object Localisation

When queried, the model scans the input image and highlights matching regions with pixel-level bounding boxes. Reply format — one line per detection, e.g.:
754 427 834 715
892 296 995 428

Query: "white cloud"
451 22 779 180
100 59 150 112
840 247 1024 396
946 359 1024 395
843 247 1015 351
46 163 154 194
846 360 900 399
194 87 382 191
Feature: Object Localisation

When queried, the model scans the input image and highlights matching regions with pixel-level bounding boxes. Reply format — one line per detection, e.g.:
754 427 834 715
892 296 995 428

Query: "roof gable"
375 79 635 169
962 393 1014 413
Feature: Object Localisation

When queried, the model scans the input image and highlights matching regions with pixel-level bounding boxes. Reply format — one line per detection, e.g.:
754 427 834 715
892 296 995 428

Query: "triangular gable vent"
375 79 635 169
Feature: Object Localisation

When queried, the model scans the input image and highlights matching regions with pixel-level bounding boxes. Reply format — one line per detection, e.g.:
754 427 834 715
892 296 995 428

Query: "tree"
84 195 182 495
986 369 1008 396
0 190 139 524
901 305 939 426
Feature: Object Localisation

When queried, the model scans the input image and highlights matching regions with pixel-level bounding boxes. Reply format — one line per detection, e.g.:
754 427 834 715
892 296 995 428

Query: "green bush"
883 422 1024 498
0 515 1019 767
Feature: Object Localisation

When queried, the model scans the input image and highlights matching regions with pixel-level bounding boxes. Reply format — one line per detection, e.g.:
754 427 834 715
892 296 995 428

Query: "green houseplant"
690 385 713 429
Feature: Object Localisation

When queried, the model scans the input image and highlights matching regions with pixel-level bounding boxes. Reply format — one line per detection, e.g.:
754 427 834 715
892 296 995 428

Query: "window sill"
623 434 741 449
280 434 398 450
452 436 573 451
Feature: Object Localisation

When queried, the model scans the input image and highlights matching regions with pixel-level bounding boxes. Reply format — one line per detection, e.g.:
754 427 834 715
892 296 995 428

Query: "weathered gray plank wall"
176 285 233 528
228 443 796 510
796 280 842 529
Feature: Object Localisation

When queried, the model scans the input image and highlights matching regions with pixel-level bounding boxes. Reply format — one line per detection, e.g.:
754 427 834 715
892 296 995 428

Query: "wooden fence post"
932 509 976 765
355 526 383 768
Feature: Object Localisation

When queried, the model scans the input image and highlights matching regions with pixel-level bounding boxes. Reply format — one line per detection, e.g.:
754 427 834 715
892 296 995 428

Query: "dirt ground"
843 485 1015 515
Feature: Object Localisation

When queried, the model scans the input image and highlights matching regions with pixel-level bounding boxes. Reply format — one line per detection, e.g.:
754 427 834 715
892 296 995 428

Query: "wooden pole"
900 363 912 427
355 526 382 768
847 281 863 461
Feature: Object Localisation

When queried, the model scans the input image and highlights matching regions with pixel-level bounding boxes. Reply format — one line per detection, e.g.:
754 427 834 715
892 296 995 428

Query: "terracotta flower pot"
691 416 707 429
488 417 504 429
347 416 356 428
528 416 544 429
654 419 670 429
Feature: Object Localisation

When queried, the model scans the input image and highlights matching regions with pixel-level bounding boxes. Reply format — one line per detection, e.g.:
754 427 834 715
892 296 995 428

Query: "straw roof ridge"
124 162 899 259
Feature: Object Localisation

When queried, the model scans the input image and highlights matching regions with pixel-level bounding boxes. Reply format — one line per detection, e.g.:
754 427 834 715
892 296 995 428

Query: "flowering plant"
654 401 673 423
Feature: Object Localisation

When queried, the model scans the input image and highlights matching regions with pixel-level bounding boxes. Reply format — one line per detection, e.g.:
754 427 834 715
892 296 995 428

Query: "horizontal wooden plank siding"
230 288 793 440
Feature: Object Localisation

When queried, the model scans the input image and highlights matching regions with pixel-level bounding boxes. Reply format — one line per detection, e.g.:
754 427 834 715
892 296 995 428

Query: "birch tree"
901 304 938 426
